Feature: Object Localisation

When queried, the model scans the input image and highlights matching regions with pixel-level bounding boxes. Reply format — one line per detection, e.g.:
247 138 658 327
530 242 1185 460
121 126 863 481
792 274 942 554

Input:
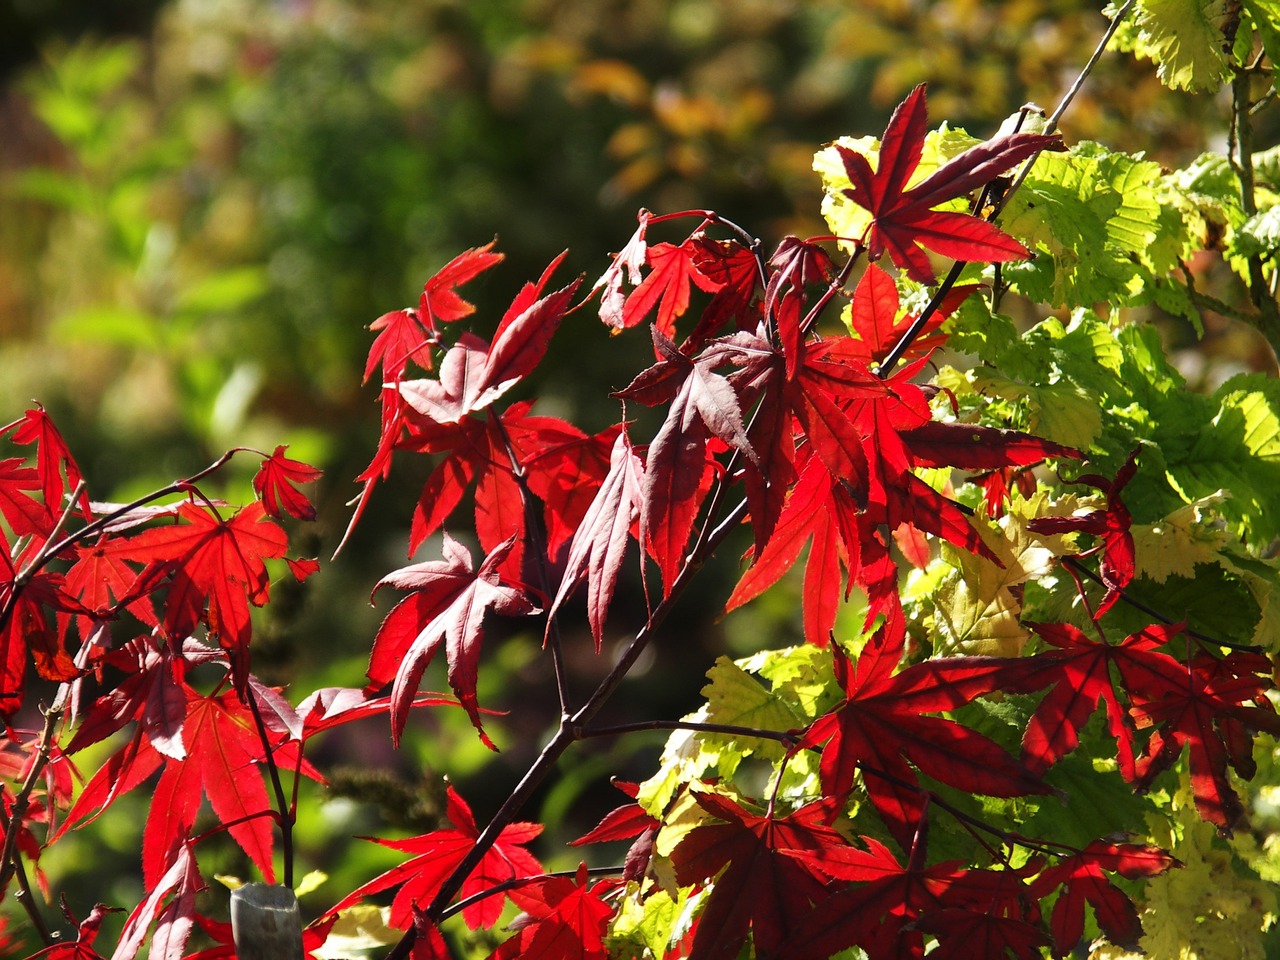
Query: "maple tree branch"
1229 65 1280 364
798 247 862 338
245 685 295 888
879 258 968 372
854 761 1074 860
0 691 67 904
406 455 754 954
578 719 799 746
997 0 1137 217
11 851 53 945
1061 555 1260 652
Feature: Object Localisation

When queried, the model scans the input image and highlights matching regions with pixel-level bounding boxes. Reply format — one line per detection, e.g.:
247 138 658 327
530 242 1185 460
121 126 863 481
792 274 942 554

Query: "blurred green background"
0 0 1268 953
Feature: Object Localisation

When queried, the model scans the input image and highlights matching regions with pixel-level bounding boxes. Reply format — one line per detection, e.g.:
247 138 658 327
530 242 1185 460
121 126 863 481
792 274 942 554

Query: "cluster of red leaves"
4 81 1277 960
0 405 350 959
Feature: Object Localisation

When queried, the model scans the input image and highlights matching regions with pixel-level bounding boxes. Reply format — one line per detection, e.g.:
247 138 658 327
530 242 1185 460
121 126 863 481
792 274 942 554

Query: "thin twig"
997 0 1138 212
1062 555 1260 652
579 719 799 746
245 686 295 889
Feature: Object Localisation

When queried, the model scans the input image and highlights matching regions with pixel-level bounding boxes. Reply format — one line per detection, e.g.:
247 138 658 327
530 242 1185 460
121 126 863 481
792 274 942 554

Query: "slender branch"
1230 66 1280 363
997 0 1138 215
578 719 799 746
0 698 65 902
245 686 295 888
1062 555 1260 652
11 852 54 945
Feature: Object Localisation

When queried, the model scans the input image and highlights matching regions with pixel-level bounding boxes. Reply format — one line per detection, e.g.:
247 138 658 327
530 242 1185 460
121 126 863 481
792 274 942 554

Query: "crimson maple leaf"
613 238 724 339
328 784 543 931
837 83 1062 283
670 792 848 960
7 404 88 520
1029 841 1177 956
109 501 288 671
1009 621 1188 780
847 263 978 365
1131 649 1280 830
0 456 50 536
1026 448 1139 617
113 842 203 960
491 863 619 960
568 780 659 882
798 631 1048 847
252 445 322 521
365 532 539 747
546 433 645 649
774 828 969 960
364 241 504 384
57 682 289 888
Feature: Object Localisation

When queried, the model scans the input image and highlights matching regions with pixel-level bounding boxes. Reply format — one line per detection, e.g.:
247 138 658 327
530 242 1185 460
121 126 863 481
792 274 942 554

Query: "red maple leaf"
847 263 978 365
1010 621 1188 781
111 841 202 960
7 404 88 520
252 445 322 521
1029 841 1177 956
546 433 645 648
111 502 288 672
0 456 51 537
1026 448 1139 617
836 84 1062 283
670 792 848 960
328 784 543 931
365 532 539 747
798 632 1048 847
569 780 659 882
58 682 288 888
1130 649 1280 830
774 827 971 960
491 863 619 960
364 241 504 384
614 239 724 339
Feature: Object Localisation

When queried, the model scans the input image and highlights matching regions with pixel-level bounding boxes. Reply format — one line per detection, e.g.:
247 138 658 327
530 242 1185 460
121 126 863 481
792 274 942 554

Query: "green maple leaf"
1166 375 1280 547
1001 143 1165 307
1111 0 1236 92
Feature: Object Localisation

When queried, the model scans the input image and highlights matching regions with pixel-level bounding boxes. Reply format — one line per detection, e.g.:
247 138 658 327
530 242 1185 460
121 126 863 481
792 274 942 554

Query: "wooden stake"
230 884 303 960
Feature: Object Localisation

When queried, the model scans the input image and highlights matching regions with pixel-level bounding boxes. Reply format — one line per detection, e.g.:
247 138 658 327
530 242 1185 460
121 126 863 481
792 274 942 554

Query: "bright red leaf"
1030 841 1177 956
836 84 1062 283
491 863 618 960
253 445 322 521
365 533 538 747
328 784 542 931
798 633 1048 847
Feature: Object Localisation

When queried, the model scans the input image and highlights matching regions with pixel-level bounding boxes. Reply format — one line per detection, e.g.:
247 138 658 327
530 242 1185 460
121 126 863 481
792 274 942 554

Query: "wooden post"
230 884 303 960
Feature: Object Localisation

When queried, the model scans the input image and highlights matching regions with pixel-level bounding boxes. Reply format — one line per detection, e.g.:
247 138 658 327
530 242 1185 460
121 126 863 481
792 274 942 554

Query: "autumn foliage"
6 6 1280 958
